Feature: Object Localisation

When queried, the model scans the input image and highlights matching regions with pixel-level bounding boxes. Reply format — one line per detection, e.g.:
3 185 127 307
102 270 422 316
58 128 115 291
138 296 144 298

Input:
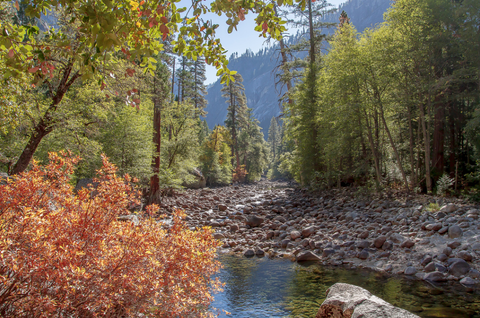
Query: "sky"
199 0 347 84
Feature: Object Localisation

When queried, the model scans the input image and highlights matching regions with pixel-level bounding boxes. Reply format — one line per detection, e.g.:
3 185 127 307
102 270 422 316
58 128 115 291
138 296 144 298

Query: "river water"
211 254 480 317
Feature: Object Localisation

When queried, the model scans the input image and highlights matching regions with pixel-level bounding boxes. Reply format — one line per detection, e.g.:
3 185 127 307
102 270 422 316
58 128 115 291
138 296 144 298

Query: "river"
211 254 480 317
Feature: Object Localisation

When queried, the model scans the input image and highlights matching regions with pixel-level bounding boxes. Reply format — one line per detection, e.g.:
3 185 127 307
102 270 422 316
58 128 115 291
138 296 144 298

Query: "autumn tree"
0 152 222 316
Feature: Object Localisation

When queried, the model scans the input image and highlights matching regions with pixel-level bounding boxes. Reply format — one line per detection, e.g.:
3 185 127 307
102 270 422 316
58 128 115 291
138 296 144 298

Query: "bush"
0 152 221 317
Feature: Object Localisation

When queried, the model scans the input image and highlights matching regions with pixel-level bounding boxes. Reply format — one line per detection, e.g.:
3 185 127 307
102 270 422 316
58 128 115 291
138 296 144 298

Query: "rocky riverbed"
156 180 480 285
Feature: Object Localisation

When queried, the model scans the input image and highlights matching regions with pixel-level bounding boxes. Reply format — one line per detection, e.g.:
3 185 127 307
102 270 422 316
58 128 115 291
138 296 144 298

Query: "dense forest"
268 0 480 198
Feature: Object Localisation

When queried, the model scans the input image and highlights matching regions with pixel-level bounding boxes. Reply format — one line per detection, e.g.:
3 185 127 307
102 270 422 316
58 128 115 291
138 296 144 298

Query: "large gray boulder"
316 283 420 318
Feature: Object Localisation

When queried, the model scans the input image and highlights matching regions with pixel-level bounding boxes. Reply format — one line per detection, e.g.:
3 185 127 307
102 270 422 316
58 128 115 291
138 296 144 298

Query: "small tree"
0 152 222 317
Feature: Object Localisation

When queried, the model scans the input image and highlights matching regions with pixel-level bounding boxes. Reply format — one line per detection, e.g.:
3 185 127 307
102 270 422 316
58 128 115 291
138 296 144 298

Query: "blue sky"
198 0 347 84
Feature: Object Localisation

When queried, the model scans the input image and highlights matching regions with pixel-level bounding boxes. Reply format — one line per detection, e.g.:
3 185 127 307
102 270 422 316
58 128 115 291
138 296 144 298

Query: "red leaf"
7 49 14 58
15 0 19 11
161 16 168 24
262 22 268 32
238 9 245 21
132 98 141 105
100 82 106 91
28 66 39 73
126 68 135 77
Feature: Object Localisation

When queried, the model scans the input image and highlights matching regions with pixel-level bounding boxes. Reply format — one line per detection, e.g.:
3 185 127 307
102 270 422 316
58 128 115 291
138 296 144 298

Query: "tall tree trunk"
406 103 416 189
419 101 432 192
307 0 315 65
11 63 80 175
376 92 409 191
363 109 382 184
432 96 445 176
171 58 175 102
149 76 163 204
449 102 456 177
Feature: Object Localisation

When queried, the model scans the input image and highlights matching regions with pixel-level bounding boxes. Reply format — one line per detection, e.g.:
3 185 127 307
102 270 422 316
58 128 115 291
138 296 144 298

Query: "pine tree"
222 73 247 167
190 59 208 111
268 116 281 162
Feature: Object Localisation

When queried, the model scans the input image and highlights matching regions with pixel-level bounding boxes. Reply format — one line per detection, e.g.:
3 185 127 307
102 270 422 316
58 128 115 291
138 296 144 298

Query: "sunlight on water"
211 254 480 318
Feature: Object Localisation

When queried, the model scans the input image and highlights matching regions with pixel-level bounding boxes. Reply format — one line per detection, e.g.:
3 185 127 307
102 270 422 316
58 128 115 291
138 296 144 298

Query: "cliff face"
205 0 392 136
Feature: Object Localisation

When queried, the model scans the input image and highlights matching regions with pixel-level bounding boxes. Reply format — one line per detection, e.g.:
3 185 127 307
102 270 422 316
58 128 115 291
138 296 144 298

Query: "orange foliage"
232 165 247 183
0 152 222 317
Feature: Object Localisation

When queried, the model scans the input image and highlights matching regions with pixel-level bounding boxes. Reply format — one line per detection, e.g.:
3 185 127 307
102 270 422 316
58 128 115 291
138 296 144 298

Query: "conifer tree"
222 73 247 167
190 59 208 111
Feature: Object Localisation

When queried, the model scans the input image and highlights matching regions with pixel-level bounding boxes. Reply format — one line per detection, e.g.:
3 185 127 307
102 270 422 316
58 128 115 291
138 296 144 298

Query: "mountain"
204 0 392 136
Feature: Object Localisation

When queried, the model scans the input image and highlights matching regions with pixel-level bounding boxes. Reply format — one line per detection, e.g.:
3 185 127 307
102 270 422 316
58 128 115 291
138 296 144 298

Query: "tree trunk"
308 0 315 65
419 101 432 193
376 92 409 191
11 63 79 175
406 103 416 189
432 96 445 176
363 109 382 184
149 75 163 204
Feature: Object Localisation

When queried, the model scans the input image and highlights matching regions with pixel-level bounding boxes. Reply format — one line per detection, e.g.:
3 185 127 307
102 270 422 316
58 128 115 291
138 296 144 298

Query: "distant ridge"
205 0 392 136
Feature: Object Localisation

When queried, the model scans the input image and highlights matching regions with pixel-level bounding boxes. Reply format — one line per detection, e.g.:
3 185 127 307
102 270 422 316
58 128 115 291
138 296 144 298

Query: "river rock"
448 225 463 239
400 240 415 248
423 271 446 282
357 250 369 260
448 259 471 276
440 204 457 213
244 249 255 257
297 251 321 262
302 226 316 238
246 215 264 227
460 277 476 285
291 231 301 240
456 251 473 262
218 204 228 211
374 236 387 249
404 266 417 275
315 283 420 318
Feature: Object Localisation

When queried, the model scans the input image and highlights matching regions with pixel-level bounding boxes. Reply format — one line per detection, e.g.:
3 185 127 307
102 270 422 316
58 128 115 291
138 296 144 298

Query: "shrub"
0 152 221 317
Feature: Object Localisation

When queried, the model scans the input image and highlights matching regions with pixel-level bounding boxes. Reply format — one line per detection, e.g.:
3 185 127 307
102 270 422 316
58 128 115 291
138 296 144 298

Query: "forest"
0 0 480 316
270 0 480 199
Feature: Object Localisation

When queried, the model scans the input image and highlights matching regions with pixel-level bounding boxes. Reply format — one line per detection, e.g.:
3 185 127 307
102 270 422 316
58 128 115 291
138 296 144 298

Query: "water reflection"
211 254 480 318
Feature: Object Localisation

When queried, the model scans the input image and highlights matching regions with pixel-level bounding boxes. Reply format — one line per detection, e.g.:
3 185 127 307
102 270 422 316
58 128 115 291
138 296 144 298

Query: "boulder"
244 249 255 257
291 231 301 240
315 283 419 318
448 259 471 276
400 240 415 248
302 226 316 238
245 215 264 227
297 251 321 262
440 204 457 213
423 271 446 282
448 225 463 239
374 236 387 249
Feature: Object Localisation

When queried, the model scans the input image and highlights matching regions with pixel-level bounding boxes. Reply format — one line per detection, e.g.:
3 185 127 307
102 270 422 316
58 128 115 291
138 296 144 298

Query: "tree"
0 0 290 174
199 125 233 185
222 73 247 167
268 116 281 162
0 152 222 316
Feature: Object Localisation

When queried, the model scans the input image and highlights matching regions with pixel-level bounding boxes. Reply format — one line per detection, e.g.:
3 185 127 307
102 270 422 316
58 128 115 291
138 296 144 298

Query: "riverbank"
157 180 480 285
